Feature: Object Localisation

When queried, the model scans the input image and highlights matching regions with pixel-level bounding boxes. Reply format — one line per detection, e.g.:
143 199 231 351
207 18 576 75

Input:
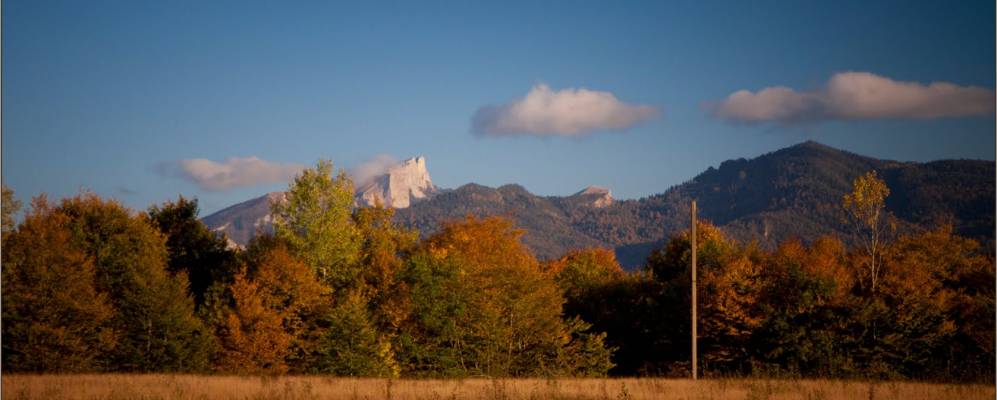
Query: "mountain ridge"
203 142 995 267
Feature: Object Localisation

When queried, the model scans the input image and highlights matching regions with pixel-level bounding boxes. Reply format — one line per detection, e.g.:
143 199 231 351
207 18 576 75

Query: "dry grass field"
1 375 993 400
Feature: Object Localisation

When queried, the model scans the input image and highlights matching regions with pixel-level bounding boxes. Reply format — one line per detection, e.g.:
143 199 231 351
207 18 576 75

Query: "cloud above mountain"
349 154 397 189
158 156 305 191
472 83 658 136
709 72 995 123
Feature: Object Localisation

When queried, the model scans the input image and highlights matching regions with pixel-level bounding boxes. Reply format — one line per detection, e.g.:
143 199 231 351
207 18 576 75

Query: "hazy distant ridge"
204 141 995 267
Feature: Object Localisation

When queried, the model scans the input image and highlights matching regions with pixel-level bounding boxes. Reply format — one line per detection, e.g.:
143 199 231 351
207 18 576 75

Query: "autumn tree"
803 236 855 304
272 160 361 289
843 171 892 294
208 236 331 374
647 221 736 282
646 221 760 374
1 197 115 372
874 227 993 379
751 239 853 376
353 204 418 332
250 238 329 372
147 196 236 308
215 267 291 374
57 193 211 371
544 247 625 302
397 216 614 377
699 247 764 372
2 184 21 241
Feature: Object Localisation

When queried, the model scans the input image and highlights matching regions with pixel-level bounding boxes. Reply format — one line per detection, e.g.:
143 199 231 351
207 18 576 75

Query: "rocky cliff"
356 156 437 208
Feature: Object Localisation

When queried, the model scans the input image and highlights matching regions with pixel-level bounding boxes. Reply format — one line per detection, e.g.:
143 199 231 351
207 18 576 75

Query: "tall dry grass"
1 374 993 400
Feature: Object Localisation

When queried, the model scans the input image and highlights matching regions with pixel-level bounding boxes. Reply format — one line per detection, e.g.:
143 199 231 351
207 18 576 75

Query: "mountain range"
203 141 995 268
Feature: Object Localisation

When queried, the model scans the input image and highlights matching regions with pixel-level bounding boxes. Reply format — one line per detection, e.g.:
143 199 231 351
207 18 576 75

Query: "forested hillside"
394 141 995 267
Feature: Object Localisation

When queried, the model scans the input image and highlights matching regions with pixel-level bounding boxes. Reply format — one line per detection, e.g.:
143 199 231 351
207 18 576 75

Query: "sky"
3 0 995 215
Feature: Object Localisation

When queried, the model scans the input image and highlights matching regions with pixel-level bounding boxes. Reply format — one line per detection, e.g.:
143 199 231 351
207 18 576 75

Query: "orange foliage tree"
2 197 115 372
216 268 292 374
353 205 418 333
874 227 994 378
213 238 328 374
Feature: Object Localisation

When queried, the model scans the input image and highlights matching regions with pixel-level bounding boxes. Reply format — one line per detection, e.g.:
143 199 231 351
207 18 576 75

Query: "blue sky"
3 0 994 215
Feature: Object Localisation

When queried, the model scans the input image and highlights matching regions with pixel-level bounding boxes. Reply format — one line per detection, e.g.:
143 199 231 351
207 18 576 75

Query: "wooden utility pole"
691 200 698 380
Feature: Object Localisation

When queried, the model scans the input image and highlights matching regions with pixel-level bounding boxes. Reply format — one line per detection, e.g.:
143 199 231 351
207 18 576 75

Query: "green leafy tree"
272 160 361 289
554 317 616 377
147 196 236 308
312 291 399 377
394 253 468 376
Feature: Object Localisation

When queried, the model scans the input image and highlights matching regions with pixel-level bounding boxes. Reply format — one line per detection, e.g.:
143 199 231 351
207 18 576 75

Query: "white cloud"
472 83 658 136
710 72 995 123
349 154 397 189
161 156 305 191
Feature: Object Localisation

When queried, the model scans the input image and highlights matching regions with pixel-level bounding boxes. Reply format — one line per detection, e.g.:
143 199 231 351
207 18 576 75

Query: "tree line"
1 164 992 381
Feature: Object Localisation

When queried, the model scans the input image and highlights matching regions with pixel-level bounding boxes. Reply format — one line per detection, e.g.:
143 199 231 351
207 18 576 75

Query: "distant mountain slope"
395 141 994 267
205 142 994 268
394 183 608 260
201 191 283 247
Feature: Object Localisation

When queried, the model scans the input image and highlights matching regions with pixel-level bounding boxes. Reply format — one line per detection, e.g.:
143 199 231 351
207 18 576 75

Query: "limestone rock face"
572 185 613 208
355 156 437 208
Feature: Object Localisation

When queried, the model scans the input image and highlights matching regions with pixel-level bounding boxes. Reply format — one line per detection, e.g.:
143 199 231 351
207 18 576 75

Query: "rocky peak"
356 156 437 208
572 185 613 208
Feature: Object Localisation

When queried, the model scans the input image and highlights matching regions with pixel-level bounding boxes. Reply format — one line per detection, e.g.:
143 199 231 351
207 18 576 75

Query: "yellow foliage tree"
843 171 892 294
544 247 624 300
